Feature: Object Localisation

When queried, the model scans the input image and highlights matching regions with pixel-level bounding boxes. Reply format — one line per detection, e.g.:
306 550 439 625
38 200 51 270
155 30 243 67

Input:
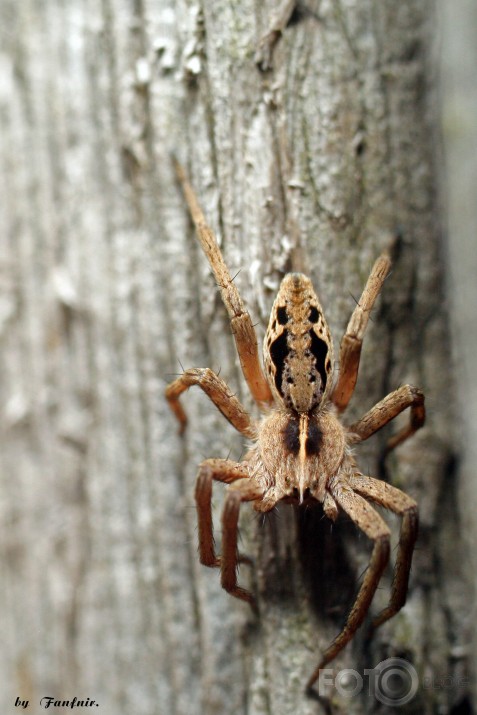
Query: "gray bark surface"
440 0 477 708
0 1 471 714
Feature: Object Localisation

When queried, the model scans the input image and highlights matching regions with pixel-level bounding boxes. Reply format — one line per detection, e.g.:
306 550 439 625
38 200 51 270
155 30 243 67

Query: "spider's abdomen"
251 408 347 506
263 273 334 413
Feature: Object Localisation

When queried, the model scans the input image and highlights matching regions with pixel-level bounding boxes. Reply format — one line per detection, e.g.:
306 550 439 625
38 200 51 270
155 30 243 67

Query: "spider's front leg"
332 252 392 412
195 459 264 608
166 368 256 438
347 384 425 452
306 481 391 692
348 475 418 629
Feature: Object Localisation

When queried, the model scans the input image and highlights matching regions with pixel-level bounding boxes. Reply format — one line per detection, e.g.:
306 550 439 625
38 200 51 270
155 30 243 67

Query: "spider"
166 161 425 692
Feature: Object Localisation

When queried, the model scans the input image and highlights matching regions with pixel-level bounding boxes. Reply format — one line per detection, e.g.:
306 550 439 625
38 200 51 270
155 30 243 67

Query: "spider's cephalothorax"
166 161 425 692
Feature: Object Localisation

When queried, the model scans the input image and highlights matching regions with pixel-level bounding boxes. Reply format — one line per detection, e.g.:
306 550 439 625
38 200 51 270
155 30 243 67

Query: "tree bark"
0 1 471 714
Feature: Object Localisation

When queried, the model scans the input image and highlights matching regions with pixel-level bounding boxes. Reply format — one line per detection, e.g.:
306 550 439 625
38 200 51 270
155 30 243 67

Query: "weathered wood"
0 0 471 713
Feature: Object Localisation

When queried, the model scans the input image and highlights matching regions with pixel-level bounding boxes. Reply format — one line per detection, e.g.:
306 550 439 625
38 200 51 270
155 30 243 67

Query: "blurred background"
441 0 477 686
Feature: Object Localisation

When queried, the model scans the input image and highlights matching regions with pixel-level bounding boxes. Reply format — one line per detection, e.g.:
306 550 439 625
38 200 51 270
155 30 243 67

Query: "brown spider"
166 161 425 691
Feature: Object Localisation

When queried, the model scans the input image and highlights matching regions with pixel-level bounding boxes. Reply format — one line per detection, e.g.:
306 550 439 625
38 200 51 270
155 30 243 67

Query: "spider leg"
331 253 391 412
306 481 390 692
173 159 274 408
195 458 260 568
196 459 244 569
221 480 264 612
347 384 425 452
166 367 257 438
348 475 418 629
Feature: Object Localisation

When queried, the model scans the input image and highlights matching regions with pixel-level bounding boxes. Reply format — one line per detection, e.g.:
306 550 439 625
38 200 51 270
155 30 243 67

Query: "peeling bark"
0 1 471 714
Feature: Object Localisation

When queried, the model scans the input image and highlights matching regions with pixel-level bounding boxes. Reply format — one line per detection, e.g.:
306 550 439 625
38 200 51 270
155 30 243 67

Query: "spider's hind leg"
173 159 274 408
331 252 391 412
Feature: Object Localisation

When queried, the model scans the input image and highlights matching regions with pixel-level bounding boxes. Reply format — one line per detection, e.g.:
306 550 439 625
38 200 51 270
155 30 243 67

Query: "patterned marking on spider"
166 160 425 692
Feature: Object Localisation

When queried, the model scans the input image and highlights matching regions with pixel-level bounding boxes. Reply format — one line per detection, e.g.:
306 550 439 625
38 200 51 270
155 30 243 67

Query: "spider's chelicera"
166 161 425 691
